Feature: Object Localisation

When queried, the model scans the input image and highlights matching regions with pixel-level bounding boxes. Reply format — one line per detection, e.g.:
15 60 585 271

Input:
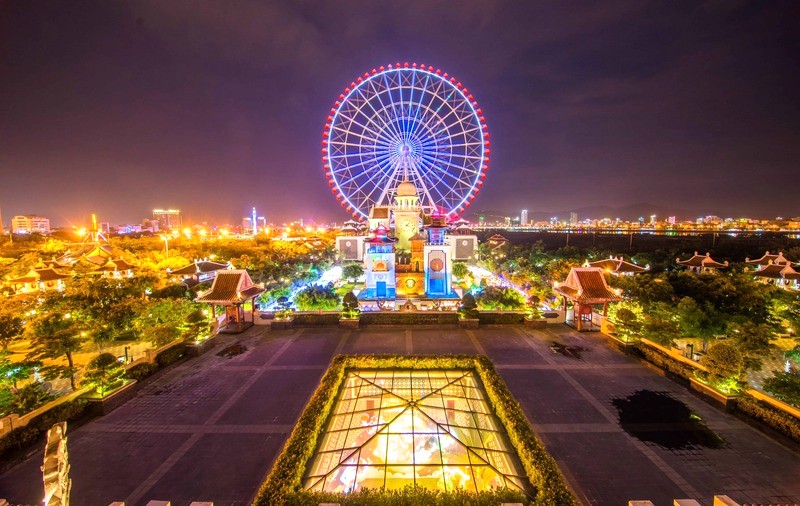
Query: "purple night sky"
1 1 799 226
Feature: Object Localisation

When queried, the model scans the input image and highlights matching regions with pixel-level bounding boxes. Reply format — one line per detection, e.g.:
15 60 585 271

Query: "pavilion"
676 252 728 273
746 251 793 267
196 269 264 333
752 263 800 290
5 267 71 293
169 259 232 287
554 267 621 331
90 258 136 278
487 234 509 250
584 256 649 276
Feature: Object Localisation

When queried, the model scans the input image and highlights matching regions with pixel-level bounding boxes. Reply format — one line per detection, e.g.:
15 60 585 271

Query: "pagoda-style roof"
746 251 793 267
585 256 649 274
409 233 425 242
59 243 113 266
554 267 622 304
365 225 397 244
753 263 800 281
170 260 232 276
37 260 72 270
7 267 70 284
676 252 728 269
196 270 264 304
90 258 136 274
487 234 509 248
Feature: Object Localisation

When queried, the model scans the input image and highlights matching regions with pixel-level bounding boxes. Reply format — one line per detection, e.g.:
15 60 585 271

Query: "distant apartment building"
520 209 528 226
569 212 578 225
12 214 50 234
153 209 182 230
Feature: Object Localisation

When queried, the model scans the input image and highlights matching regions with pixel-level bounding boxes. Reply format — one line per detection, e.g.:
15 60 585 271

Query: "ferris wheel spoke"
373 73 405 141
352 85 402 144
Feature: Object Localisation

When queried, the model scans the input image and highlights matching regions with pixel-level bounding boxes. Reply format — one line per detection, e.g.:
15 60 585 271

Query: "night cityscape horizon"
1 3 800 506
2 2 799 225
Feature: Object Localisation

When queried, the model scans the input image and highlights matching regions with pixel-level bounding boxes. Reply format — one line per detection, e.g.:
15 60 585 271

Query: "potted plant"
524 296 547 329
83 352 136 415
272 296 295 329
339 291 361 329
458 293 480 329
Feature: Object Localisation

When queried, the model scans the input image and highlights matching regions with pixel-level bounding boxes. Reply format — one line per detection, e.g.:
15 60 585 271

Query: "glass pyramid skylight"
304 369 529 494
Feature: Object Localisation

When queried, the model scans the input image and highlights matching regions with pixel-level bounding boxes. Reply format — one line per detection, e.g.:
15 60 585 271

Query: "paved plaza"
1 324 799 505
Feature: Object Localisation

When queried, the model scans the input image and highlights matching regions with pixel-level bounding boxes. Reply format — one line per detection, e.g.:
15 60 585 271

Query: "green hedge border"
736 393 800 444
253 354 577 506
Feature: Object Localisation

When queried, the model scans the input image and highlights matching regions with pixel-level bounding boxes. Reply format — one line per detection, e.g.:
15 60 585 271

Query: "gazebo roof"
59 244 113 266
676 252 728 269
196 270 264 305
746 251 792 266
585 256 649 274
7 267 70 284
365 224 397 244
170 260 231 275
753 263 800 280
554 267 622 303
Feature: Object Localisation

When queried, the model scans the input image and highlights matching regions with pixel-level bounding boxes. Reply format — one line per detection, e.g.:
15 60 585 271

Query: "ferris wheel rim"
323 63 489 220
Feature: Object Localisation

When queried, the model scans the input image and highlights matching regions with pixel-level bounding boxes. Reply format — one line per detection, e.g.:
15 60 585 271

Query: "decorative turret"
392 178 421 251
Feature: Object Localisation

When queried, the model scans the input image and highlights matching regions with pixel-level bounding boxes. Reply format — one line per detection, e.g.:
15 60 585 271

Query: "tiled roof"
196 270 264 304
587 256 648 274
7 268 70 284
676 252 728 268
554 267 622 303
753 263 800 280
171 260 230 275
746 251 792 266
112 258 136 270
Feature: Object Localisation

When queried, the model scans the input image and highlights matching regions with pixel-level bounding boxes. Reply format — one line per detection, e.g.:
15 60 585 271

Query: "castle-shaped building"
336 179 478 308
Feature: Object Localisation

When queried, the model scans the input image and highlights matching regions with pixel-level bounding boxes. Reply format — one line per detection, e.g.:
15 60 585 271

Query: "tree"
451 262 469 281
83 352 125 397
474 286 526 310
4 382 54 416
701 342 746 392
613 307 641 342
341 263 364 283
293 284 340 311
0 350 39 389
459 293 479 319
729 321 774 372
676 297 717 339
27 313 86 390
0 313 24 351
763 370 800 407
341 291 360 319
182 309 213 342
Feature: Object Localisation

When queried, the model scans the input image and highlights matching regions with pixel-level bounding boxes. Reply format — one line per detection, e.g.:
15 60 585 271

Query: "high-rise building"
569 212 578 225
520 209 528 227
153 209 182 230
12 215 50 234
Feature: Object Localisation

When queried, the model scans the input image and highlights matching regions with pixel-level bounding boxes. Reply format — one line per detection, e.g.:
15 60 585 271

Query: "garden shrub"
83 352 126 397
700 342 746 393
478 312 525 324
155 345 185 368
634 341 697 381
292 313 341 326
736 393 800 443
458 293 479 319
124 362 158 382
360 312 459 325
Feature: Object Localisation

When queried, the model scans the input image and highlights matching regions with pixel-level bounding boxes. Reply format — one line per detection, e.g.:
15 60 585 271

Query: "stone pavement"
1 325 799 505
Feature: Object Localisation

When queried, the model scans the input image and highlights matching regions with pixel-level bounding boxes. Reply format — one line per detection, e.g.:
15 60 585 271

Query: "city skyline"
1 1 799 224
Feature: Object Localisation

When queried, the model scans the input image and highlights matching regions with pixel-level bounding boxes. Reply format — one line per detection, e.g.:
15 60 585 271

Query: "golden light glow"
305 370 527 495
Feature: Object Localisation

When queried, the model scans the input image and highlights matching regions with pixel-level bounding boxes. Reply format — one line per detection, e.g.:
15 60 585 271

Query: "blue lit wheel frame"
323 62 489 220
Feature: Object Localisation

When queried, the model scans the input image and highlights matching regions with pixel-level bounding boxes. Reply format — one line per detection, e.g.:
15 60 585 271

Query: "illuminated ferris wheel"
323 62 489 219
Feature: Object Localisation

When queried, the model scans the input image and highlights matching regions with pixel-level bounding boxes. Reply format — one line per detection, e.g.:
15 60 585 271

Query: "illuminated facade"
305 369 528 494
11 214 50 234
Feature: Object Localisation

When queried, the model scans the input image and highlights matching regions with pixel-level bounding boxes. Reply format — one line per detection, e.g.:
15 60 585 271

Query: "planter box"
84 380 138 416
271 317 295 330
606 334 637 354
459 318 479 329
689 377 738 411
339 318 360 329
185 335 218 357
524 318 548 329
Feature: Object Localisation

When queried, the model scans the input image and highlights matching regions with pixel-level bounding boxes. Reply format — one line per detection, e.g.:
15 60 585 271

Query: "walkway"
1 325 799 505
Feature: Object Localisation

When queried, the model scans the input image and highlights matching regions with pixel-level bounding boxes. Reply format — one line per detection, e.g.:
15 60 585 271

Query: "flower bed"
253 354 577 506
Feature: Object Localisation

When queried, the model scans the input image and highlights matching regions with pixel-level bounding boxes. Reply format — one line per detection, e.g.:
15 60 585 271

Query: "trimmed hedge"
292 313 341 326
253 354 577 506
0 398 90 466
736 393 800 444
478 312 525 325
360 312 459 325
286 485 528 505
124 362 158 382
633 341 696 382
155 344 186 368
